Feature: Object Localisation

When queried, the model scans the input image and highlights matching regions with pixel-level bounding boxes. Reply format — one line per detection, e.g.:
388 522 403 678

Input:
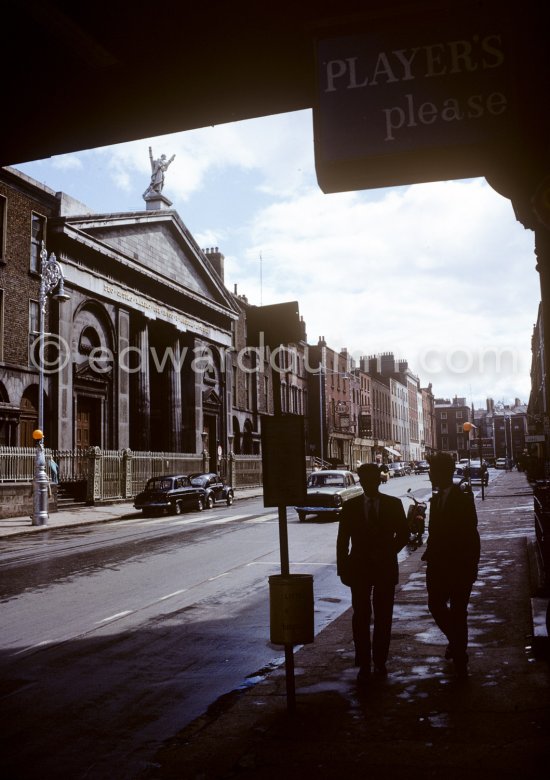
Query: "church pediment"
62 211 236 314
202 387 222 408
74 358 112 384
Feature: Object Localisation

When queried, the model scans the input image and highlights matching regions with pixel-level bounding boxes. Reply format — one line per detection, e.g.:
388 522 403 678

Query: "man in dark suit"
422 452 480 676
337 463 408 682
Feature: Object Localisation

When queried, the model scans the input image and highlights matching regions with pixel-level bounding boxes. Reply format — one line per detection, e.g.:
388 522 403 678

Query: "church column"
117 309 131 449
193 337 205 455
56 298 74 450
135 318 151 451
168 333 182 452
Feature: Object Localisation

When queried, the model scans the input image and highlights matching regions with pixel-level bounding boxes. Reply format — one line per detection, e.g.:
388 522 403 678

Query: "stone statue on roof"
143 146 175 199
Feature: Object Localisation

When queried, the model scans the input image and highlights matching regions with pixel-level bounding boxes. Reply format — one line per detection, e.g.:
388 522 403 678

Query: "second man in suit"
337 463 408 682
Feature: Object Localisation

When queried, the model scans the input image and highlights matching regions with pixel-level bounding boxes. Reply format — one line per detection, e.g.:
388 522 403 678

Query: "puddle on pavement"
420 711 451 728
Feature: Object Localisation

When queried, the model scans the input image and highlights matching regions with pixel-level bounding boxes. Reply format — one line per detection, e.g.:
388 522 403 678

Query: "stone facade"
0 168 240 465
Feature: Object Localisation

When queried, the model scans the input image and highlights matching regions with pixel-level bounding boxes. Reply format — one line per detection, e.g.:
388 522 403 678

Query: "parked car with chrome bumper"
134 474 206 515
294 469 363 521
388 462 406 477
190 472 234 507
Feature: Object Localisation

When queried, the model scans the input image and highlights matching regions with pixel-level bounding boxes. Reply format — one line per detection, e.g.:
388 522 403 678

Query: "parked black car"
456 462 489 486
134 474 206 515
189 472 234 508
414 460 430 474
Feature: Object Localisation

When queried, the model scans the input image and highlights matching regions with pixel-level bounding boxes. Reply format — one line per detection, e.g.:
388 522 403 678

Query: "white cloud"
226 173 538 405
52 155 83 171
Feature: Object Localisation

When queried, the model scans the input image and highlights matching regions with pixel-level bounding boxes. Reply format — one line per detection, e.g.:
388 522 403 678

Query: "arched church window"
79 326 101 355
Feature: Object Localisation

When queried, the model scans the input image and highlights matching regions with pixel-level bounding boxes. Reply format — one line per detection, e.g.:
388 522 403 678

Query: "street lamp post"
463 421 485 500
32 242 70 527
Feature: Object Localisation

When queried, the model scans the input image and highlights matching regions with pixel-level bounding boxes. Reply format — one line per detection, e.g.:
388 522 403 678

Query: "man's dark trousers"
426 570 473 664
351 580 395 668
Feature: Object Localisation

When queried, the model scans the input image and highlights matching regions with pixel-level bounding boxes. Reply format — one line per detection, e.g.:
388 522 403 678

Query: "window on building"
441 423 448 433
440 412 447 419
441 436 449 449
456 411 463 419
29 299 40 367
0 195 6 261
30 212 46 273
245 372 251 410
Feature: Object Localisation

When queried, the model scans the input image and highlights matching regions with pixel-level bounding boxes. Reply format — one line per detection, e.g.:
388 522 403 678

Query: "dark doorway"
76 396 102 448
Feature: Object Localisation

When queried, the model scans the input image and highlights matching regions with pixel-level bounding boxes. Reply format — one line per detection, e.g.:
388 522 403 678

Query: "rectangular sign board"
261 415 307 507
314 7 513 192
525 434 546 443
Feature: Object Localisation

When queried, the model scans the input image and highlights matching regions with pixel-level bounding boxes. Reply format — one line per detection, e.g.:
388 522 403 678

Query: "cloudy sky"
14 109 539 409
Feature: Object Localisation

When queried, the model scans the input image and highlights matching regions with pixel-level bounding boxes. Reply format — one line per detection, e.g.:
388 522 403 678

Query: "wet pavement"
143 470 550 779
1 473 548 778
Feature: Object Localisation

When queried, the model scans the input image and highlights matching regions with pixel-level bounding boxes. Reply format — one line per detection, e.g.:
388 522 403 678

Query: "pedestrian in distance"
337 462 408 684
422 452 480 677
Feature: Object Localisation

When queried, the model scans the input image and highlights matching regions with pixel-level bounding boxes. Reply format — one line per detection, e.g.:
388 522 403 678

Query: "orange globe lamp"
32 429 44 441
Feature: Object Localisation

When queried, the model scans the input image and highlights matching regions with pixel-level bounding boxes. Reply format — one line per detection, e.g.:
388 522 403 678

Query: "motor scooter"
403 488 426 547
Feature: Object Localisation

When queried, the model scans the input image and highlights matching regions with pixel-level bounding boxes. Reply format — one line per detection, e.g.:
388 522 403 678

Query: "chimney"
204 246 225 282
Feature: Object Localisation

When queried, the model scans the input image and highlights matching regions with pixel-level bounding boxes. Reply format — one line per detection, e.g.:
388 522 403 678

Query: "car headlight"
333 495 343 507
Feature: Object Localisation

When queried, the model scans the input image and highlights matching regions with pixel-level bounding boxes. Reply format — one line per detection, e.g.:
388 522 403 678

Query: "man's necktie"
367 498 378 523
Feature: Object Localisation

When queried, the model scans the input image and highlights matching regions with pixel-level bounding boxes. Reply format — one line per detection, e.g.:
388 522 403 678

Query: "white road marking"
158 589 187 601
208 572 229 581
170 518 206 526
97 610 132 623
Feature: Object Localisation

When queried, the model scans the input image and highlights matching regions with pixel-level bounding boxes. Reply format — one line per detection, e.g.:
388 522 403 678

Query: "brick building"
434 396 472 459
0 168 59 445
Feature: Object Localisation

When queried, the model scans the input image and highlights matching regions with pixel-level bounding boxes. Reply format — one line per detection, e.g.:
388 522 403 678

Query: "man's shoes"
374 663 388 676
453 653 469 677
454 660 469 678
357 666 371 684
444 644 454 660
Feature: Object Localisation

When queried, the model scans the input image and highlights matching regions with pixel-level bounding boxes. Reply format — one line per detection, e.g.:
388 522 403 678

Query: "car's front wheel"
173 501 183 515
226 493 234 506
206 494 214 509
196 496 204 512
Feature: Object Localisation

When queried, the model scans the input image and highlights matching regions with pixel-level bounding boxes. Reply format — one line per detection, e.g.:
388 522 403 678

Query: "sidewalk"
0 486 264 539
143 470 550 779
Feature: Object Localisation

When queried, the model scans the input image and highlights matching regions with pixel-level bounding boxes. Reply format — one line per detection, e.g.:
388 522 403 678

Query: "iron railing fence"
130 452 204 497
232 454 263 487
0 446 37 482
0 447 264 500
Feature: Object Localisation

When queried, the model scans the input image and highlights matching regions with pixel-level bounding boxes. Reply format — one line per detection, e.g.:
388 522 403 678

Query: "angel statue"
143 146 175 198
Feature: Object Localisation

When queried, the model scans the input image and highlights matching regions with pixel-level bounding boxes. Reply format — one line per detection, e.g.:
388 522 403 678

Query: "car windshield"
146 477 174 490
308 473 346 488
